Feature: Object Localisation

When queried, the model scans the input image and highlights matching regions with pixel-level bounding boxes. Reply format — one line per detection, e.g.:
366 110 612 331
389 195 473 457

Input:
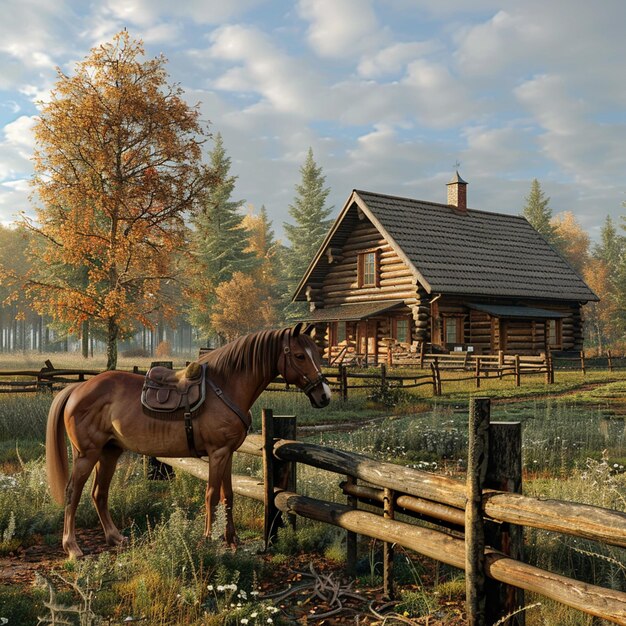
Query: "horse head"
279 323 331 408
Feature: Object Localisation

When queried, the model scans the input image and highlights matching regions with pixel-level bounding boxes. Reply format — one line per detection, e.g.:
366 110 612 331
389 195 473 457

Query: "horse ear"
292 322 304 337
304 323 315 336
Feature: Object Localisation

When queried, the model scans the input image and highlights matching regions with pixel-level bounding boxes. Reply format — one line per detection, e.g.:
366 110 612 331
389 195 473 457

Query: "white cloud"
515 74 626 189
104 0 265 27
4 116 36 152
298 0 383 58
209 24 326 117
358 41 439 78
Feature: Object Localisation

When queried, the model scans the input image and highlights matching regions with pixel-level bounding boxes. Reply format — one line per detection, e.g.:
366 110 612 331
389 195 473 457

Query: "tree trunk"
82 319 89 359
106 316 119 370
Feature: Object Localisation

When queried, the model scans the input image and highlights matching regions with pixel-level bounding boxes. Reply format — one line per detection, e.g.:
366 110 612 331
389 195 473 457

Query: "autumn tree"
210 271 278 341
550 211 590 274
187 133 256 337
584 259 617 354
24 31 213 369
283 148 333 317
584 216 624 352
522 179 560 248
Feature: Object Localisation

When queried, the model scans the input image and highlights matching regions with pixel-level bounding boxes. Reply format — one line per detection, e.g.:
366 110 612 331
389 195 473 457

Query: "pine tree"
187 133 257 337
283 148 333 315
522 179 560 248
596 215 623 271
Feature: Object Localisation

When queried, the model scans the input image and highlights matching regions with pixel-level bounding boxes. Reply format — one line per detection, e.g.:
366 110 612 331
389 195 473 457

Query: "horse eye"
295 353 306 361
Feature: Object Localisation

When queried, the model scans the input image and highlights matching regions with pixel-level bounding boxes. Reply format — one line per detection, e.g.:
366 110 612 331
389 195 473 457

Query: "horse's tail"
46 384 79 505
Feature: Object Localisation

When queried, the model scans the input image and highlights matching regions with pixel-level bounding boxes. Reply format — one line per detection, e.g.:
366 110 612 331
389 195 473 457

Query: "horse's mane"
200 328 289 380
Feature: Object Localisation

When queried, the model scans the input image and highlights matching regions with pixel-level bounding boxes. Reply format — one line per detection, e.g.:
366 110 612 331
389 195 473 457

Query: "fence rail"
158 401 626 625
0 349 625 396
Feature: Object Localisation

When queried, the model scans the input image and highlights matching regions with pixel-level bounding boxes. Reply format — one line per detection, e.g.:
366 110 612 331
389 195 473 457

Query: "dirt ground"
0 528 466 625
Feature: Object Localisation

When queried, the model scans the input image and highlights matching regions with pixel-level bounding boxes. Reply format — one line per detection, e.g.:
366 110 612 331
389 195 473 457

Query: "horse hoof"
64 543 84 559
106 534 127 547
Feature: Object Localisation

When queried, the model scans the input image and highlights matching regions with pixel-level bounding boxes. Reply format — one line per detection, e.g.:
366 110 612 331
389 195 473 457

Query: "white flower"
241 620 249 625
250 612 258 618
207 585 214 591
217 585 225 592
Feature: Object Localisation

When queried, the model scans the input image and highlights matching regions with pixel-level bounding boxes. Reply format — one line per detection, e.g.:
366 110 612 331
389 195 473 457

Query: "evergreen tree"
596 215 623 271
522 179 560 248
187 133 257 337
283 148 333 315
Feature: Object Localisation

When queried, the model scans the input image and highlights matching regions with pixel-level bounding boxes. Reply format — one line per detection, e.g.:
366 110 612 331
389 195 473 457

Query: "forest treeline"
0 31 621 366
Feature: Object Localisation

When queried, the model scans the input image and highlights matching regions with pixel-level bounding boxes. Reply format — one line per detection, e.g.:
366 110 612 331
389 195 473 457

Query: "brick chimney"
447 170 468 211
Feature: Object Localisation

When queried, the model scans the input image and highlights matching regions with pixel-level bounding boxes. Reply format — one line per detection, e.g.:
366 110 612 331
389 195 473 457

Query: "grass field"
0 357 625 624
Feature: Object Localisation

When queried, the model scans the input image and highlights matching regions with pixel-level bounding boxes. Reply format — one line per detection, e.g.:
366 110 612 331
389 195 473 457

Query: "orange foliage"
210 272 278 341
551 211 590 274
23 31 214 367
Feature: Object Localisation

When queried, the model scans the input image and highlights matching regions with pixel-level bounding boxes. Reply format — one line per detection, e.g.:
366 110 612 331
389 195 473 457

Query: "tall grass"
2 368 626 624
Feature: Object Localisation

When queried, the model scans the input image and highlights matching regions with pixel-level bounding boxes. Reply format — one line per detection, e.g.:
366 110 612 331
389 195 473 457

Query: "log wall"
308 213 587 359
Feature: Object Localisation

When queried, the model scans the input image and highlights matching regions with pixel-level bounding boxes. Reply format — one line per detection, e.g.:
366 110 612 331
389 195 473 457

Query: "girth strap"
205 377 252 432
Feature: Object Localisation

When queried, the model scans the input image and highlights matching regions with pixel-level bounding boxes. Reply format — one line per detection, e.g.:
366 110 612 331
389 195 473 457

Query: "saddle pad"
141 363 206 415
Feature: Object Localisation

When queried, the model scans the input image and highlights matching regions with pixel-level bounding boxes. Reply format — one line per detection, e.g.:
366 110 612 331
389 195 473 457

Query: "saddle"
141 362 206 418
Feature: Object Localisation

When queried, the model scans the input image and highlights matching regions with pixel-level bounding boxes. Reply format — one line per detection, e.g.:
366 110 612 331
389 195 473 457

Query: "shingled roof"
294 189 598 303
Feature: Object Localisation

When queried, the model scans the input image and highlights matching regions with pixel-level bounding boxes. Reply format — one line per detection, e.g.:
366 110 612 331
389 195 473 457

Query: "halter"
279 334 328 395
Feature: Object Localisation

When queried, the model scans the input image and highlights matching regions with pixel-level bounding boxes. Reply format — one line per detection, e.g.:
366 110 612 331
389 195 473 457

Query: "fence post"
419 341 425 369
466 397 490 626
340 365 348 401
383 487 395 600
486 421 525 626
380 363 387 394
514 354 521 387
262 409 297 549
345 475 358 577
430 362 438 396
544 350 551 385
475 358 481 389
580 350 586 375
607 349 613 373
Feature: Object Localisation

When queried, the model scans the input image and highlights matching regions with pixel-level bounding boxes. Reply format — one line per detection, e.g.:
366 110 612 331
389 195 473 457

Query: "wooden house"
292 174 598 363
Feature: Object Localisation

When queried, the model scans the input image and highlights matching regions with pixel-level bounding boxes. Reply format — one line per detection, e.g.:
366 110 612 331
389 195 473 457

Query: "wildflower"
207 584 214 591
217 585 225 592
241 620 249 625
250 612 258 618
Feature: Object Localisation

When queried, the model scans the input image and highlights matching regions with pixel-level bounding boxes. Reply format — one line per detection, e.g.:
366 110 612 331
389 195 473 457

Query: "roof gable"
294 189 598 303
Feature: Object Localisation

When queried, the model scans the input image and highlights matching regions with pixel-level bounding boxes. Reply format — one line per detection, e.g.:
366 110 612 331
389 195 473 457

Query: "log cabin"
292 173 598 364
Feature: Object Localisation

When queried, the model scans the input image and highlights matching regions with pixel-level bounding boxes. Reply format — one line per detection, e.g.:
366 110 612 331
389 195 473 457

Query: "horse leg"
219 454 238 545
205 447 236 544
63 448 99 558
91 444 125 547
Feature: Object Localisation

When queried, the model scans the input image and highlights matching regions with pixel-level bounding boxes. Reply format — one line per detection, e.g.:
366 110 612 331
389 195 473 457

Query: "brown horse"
46 324 330 558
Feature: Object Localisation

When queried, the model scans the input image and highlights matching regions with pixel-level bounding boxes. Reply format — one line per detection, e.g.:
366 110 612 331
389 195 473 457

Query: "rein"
279 335 327 394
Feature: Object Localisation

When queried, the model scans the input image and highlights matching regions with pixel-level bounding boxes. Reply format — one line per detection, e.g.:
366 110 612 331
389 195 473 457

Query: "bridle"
279 333 328 395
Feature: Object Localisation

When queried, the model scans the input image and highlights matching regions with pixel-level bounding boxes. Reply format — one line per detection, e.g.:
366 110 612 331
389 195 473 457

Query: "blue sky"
1 0 625 242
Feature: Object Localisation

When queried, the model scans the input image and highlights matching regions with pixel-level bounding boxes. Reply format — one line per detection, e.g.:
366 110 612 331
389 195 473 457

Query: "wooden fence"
1 349 626 396
159 400 626 626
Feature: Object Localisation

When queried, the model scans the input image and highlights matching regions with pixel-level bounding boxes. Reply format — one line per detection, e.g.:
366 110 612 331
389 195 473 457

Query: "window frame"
392 316 411 345
357 249 380 288
547 319 562 349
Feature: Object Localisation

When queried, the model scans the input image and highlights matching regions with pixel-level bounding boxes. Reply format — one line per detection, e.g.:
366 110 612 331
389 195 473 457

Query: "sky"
1 0 625 243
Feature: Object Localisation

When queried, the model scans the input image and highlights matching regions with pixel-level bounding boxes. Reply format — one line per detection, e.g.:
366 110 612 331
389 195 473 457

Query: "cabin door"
357 320 378 365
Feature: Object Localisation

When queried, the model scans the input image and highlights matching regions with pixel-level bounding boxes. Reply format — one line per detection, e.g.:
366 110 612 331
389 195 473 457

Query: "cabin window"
358 250 379 287
444 317 463 345
547 319 562 349
393 317 411 344
337 321 346 344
